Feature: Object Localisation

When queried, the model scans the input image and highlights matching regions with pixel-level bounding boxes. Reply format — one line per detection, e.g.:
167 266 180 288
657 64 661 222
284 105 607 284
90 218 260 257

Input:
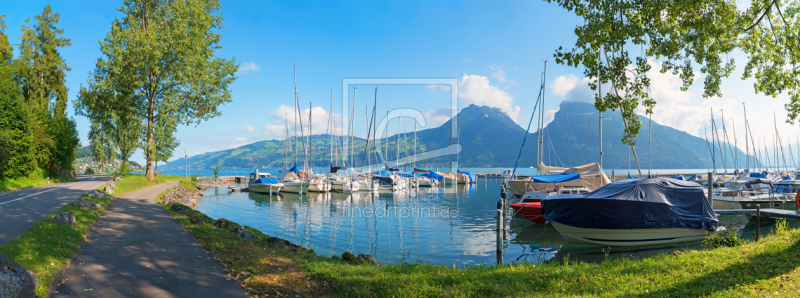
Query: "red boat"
510 202 544 224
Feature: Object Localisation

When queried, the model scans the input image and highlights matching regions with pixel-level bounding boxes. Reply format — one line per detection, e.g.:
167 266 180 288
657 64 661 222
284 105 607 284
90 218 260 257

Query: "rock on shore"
0 251 39 298
73 198 100 210
54 212 76 226
162 184 204 208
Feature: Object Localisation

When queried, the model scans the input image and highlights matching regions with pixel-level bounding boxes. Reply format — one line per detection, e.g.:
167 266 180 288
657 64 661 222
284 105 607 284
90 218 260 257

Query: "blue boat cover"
385 165 399 172
749 172 767 178
541 178 718 231
254 177 278 184
626 173 634 179
372 176 393 186
457 170 476 182
422 170 444 181
397 172 415 178
670 175 686 181
784 175 793 180
528 173 580 183
288 164 298 173
375 170 389 177
687 174 697 181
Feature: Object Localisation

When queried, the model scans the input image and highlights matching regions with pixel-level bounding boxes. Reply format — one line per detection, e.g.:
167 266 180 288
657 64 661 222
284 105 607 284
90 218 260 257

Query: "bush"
704 228 747 248
85 167 95 175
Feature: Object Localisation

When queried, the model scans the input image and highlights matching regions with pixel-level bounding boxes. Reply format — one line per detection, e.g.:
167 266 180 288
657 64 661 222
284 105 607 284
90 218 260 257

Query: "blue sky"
5 0 800 165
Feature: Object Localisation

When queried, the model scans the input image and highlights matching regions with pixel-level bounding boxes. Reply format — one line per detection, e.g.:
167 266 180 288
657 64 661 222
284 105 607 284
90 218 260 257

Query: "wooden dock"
714 209 800 220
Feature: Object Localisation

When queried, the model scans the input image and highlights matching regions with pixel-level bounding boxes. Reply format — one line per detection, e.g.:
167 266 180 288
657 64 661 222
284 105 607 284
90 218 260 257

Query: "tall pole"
598 67 603 171
294 65 298 166
743 103 749 171
309 102 313 174
184 148 187 179
648 112 652 177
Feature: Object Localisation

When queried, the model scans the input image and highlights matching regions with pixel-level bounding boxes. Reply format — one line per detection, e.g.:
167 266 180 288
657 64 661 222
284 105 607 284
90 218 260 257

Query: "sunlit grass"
0 175 75 192
160 182 800 297
0 174 184 297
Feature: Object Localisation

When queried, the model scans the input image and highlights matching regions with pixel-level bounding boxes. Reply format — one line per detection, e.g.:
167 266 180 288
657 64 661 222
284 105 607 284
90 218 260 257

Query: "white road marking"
0 176 100 206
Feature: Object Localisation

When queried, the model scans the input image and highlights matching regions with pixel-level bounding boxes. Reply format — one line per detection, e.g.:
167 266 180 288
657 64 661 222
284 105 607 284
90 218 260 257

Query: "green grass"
0 174 185 297
0 193 111 297
0 172 76 192
158 184 800 297
111 173 184 195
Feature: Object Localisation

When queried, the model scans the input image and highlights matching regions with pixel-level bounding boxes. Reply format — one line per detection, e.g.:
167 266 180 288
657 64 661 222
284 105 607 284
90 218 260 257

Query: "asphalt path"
53 180 246 298
0 175 111 246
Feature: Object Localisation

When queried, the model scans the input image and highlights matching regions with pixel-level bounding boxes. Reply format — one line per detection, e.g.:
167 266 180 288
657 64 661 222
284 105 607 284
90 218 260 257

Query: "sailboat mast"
309 102 313 174
329 89 333 172
285 113 289 169
648 112 651 176
294 65 298 166
743 103 749 171
397 114 401 169
598 68 603 171
414 120 417 170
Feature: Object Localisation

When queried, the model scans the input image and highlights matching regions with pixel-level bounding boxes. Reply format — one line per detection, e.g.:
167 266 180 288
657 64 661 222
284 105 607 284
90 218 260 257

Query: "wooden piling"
756 205 761 241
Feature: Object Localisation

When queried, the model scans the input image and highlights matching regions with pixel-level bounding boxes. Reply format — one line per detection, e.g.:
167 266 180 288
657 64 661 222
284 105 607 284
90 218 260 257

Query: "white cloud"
458 74 521 121
490 64 516 86
551 74 595 103
238 125 255 133
490 64 507 82
265 105 342 139
543 109 558 126
424 107 455 127
238 62 260 73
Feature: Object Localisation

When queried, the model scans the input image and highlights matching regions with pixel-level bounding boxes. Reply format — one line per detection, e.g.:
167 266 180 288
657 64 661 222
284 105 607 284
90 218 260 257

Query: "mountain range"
159 102 755 171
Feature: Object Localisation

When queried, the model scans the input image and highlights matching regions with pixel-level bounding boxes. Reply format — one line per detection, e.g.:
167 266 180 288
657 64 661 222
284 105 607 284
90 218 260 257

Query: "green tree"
0 59 35 178
214 160 220 178
153 116 180 172
92 0 237 180
11 5 78 175
550 0 741 146
15 4 71 118
88 122 113 174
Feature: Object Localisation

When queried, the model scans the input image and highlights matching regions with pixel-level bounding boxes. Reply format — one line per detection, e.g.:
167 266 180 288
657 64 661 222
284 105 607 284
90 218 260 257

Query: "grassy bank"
160 183 800 297
0 168 76 191
0 174 184 297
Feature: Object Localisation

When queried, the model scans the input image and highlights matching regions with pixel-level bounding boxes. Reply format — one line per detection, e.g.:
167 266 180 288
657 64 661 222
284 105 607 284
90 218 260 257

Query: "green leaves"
80 0 237 180
551 0 741 144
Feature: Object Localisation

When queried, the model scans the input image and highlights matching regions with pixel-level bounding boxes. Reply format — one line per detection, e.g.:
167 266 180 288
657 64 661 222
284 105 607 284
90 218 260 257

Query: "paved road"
53 181 246 298
0 175 111 245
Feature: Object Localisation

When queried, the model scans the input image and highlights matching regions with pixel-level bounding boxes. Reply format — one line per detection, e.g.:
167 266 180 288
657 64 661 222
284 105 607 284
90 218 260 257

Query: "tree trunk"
145 99 155 180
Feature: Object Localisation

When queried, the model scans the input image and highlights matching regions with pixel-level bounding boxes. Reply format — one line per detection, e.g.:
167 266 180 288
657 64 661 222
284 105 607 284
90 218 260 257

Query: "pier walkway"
715 209 800 220
53 181 246 298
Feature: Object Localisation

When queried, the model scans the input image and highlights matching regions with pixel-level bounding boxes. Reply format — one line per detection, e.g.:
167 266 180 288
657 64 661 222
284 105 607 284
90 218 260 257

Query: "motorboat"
507 162 610 197
542 178 719 246
247 174 283 194
712 176 792 210
514 173 592 203
510 201 544 224
330 175 360 193
458 170 476 184
306 175 330 193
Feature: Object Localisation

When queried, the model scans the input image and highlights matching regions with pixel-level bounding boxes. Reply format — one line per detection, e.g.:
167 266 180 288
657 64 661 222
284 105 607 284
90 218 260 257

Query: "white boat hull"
551 222 708 246
332 181 359 193
279 182 308 194
307 182 330 193
248 183 283 194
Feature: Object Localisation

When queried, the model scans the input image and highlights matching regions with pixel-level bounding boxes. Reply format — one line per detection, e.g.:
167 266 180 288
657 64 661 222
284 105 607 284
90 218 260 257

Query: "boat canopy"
288 164 298 173
670 175 686 181
385 165 399 172
749 172 767 178
687 174 697 181
457 170 475 181
541 178 718 231
397 172 415 178
375 170 389 176
527 173 580 183
372 176 393 186
508 162 612 196
253 177 278 184
784 175 793 180
423 171 443 181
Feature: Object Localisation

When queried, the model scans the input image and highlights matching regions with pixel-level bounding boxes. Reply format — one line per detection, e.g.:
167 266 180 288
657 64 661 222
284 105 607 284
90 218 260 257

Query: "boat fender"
796 191 800 210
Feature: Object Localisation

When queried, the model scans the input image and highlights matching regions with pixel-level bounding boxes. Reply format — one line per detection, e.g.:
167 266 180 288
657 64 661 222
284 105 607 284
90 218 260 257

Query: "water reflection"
195 179 797 267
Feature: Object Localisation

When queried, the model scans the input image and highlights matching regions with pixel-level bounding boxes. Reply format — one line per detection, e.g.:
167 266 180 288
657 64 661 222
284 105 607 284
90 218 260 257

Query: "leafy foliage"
549 0 742 145
0 7 77 179
704 228 747 248
85 0 237 180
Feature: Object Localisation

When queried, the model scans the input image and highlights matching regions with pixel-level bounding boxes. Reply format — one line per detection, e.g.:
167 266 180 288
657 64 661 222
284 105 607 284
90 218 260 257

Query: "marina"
184 168 800 267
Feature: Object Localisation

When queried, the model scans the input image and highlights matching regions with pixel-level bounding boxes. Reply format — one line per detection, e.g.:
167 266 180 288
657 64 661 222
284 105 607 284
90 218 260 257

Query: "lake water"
193 175 800 267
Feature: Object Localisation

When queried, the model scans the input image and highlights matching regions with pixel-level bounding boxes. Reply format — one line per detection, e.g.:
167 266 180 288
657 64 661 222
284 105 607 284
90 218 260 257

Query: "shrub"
85 167 95 175
704 228 747 248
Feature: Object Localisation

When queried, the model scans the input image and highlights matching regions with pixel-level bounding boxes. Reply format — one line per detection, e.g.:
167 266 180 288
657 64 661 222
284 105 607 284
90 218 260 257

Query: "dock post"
707 172 713 207
612 170 615 182
496 207 504 264
756 205 761 241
